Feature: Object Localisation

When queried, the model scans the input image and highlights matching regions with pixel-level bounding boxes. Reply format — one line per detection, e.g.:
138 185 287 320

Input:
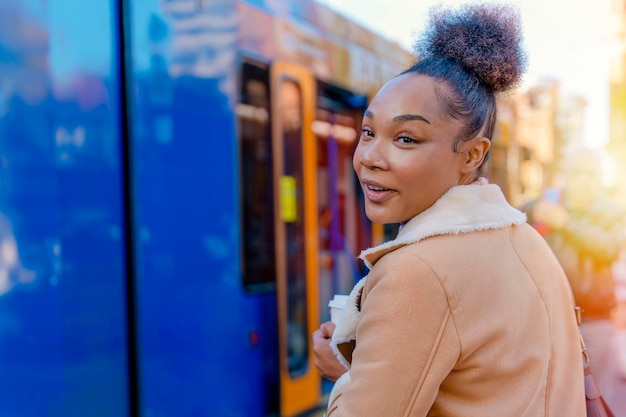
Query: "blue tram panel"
125 1 272 416
0 0 414 415
0 1 129 416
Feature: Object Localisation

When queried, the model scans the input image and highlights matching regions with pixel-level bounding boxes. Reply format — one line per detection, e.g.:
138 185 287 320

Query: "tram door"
270 61 320 416
314 84 369 319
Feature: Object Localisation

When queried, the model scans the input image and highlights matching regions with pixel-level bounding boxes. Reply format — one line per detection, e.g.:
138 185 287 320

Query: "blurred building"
515 81 561 203
489 80 587 208
555 95 588 150
491 80 558 206
609 0 626 206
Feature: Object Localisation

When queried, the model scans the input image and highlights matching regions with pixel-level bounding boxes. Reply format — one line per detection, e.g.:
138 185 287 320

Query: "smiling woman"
354 73 473 224
312 3 588 417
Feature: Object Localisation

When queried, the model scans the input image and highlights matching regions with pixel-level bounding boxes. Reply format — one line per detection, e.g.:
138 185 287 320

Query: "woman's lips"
363 182 395 203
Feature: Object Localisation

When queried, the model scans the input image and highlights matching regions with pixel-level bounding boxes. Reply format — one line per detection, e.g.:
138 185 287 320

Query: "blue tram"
0 1 411 416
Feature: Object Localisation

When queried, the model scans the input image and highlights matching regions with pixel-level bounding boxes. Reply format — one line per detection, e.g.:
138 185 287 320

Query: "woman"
312 4 586 416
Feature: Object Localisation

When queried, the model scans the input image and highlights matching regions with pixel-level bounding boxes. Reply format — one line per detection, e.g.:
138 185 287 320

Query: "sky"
320 0 613 149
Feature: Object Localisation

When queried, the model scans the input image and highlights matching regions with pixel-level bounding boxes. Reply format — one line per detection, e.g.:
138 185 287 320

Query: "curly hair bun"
414 3 527 93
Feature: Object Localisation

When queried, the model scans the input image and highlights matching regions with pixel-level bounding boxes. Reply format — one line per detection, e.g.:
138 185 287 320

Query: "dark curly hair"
406 3 527 170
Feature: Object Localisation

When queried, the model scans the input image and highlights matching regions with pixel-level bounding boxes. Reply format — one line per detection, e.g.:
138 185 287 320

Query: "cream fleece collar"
330 179 526 371
359 178 527 269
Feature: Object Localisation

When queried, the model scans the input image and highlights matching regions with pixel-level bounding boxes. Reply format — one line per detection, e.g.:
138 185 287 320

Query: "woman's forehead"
367 73 447 120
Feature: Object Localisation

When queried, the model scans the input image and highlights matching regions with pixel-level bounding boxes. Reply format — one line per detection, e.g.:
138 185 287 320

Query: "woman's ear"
461 137 491 173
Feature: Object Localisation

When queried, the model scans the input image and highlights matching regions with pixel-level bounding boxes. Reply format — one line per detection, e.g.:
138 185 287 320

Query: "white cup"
328 294 349 324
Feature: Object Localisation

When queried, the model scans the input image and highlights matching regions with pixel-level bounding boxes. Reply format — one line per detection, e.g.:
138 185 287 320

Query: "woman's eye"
360 128 373 137
398 136 416 144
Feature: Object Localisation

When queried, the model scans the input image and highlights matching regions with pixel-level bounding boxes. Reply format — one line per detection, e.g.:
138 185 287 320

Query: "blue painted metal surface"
0 0 399 414
0 1 129 416
0 1 284 415
125 1 277 415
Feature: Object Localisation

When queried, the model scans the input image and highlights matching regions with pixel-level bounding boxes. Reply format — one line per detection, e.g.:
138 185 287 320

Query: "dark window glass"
278 78 309 377
238 62 275 291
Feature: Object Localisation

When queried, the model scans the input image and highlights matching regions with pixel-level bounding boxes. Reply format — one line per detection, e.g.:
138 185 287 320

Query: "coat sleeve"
326 251 460 417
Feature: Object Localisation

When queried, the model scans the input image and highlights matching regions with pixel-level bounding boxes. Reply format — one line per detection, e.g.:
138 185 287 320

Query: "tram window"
237 62 275 292
277 78 309 378
315 82 369 308
315 109 363 305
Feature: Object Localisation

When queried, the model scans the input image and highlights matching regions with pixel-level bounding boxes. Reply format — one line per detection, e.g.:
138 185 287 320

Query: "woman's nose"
359 146 385 169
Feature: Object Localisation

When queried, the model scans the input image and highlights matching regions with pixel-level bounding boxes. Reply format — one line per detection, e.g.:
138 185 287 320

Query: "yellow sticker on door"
279 175 297 222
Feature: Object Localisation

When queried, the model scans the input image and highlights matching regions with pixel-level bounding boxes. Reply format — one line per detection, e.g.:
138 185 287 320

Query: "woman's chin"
365 210 404 225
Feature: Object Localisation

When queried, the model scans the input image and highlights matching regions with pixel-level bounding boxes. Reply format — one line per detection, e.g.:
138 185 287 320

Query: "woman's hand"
312 321 346 382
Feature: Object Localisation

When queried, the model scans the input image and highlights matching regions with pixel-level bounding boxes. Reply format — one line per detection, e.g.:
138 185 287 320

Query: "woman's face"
353 72 478 224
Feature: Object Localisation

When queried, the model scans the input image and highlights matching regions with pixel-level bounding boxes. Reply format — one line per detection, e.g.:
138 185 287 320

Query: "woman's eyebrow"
363 110 431 124
393 114 431 124
362 109 430 125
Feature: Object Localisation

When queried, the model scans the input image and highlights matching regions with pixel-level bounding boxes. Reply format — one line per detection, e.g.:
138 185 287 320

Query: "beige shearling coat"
327 179 586 417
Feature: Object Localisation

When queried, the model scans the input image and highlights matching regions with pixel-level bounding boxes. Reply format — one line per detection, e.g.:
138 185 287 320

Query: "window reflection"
279 79 309 377
0 214 35 295
238 63 275 291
